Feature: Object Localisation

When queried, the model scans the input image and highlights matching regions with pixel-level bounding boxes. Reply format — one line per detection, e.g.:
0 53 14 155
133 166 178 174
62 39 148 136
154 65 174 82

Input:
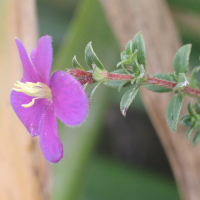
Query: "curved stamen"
13 81 52 108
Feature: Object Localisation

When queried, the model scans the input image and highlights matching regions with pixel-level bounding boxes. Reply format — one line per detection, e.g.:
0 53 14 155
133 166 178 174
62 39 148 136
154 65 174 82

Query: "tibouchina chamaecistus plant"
68 32 200 147
10 36 88 163
11 32 200 163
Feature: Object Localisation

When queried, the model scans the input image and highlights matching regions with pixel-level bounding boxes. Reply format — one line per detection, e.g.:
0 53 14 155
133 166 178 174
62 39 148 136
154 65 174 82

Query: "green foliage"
120 51 128 61
187 101 196 117
195 100 200 114
180 115 192 127
180 101 200 145
166 94 183 133
173 44 191 76
87 81 103 104
189 66 200 89
120 85 140 116
72 55 85 70
145 73 173 93
85 42 105 70
117 50 138 70
125 40 132 55
192 129 200 147
132 32 146 69
185 127 194 142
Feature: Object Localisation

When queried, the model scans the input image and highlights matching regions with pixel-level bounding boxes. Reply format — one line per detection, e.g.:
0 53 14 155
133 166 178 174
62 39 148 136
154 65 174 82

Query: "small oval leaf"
120 85 140 116
85 42 104 70
187 101 196 118
180 115 192 127
192 129 200 147
173 44 192 75
72 55 85 70
185 127 194 142
132 32 146 69
121 51 128 61
87 81 102 105
126 40 132 55
195 101 200 115
166 94 183 133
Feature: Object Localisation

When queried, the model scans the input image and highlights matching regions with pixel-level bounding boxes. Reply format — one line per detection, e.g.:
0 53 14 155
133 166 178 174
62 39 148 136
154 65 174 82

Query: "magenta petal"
10 90 50 137
30 36 52 86
39 102 63 163
15 38 42 83
50 71 88 126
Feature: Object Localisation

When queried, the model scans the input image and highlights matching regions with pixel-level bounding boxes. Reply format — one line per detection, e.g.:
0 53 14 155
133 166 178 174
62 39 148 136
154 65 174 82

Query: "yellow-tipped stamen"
13 81 52 108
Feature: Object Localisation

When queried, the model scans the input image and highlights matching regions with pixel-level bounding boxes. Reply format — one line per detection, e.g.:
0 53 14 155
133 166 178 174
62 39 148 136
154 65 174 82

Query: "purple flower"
10 36 88 163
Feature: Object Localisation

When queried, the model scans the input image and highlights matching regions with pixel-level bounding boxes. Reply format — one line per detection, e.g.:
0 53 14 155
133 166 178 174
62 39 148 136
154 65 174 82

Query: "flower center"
13 81 52 108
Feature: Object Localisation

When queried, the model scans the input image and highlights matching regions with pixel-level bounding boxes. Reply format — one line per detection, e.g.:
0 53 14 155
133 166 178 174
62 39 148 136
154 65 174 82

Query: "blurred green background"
36 0 200 199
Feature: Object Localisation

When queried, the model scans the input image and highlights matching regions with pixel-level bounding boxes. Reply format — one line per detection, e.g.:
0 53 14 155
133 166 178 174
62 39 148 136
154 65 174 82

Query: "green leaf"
85 42 104 70
120 51 128 61
189 66 200 89
87 81 103 104
195 100 200 114
180 115 192 127
125 40 132 55
132 61 139 74
185 126 194 142
104 80 131 90
173 44 192 75
131 77 137 84
132 32 146 69
118 81 131 92
166 94 183 132
129 50 138 63
192 129 200 147
120 85 140 116
187 101 196 117
117 50 138 69
117 60 130 67
194 116 200 129
145 73 173 93
72 55 85 70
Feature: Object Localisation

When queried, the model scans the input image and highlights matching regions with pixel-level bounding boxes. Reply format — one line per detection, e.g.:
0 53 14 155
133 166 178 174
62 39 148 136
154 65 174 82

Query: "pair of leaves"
117 32 146 71
165 44 192 133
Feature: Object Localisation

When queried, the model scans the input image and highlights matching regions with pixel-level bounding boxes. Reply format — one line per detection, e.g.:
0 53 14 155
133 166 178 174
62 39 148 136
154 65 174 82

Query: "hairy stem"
69 69 200 98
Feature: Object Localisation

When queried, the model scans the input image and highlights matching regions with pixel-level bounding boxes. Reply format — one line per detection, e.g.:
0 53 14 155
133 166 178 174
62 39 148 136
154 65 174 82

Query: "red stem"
69 69 200 98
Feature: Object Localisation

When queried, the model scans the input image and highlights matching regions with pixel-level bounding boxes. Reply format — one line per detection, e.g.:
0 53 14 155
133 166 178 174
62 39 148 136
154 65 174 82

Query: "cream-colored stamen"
13 81 52 108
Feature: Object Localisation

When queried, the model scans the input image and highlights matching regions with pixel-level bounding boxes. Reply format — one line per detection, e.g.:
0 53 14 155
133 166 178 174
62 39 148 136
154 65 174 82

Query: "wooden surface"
0 0 50 199
100 0 200 199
